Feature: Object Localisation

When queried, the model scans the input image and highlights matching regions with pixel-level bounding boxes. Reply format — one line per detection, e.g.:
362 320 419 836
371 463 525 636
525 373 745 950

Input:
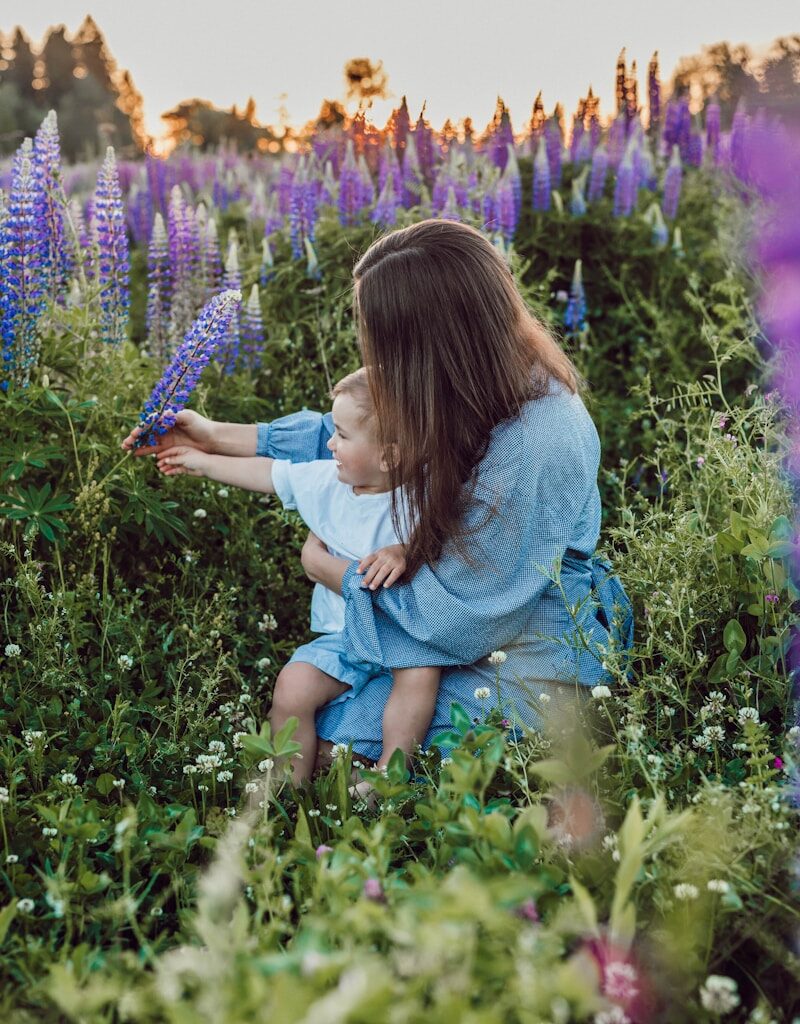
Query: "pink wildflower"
514 898 540 922
765 593 779 604
363 877 386 902
315 844 333 858
774 757 784 770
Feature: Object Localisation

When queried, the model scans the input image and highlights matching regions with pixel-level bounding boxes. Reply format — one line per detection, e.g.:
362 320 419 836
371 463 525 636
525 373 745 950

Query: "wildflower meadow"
0 48 799 1024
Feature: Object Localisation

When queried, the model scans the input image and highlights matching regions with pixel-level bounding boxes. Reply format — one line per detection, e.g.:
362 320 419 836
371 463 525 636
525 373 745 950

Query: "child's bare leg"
377 666 441 770
269 663 349 782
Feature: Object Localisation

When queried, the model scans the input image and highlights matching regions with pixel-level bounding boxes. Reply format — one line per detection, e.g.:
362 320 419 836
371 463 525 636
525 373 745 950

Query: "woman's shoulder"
491 376 597 456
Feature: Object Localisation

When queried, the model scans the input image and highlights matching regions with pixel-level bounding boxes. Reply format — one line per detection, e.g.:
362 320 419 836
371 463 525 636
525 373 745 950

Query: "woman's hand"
301 531 349 595
121 409 218 459
156 445 212 478
357 544 406 590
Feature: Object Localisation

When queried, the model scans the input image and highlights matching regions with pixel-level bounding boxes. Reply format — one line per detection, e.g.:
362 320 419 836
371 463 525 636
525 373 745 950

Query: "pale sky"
7 1 799 141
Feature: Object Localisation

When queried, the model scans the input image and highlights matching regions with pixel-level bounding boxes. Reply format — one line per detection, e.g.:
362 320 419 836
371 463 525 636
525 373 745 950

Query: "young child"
154 368 440 789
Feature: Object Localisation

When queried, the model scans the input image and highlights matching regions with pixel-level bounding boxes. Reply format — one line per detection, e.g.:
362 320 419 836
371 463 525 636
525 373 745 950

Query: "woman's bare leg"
269 663 349 782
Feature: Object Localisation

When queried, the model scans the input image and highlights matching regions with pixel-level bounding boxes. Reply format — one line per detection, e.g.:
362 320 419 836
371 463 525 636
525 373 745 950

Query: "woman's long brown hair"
352 219 586 577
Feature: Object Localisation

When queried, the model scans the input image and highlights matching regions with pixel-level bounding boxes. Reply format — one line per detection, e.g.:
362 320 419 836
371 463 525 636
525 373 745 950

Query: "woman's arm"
256 410 335 462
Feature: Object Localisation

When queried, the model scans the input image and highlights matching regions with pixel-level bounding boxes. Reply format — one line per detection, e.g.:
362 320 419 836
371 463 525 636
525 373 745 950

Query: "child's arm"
156 445 276 494
356 544 406 590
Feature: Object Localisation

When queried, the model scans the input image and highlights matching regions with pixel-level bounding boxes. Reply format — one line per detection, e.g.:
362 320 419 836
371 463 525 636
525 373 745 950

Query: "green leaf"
294 805 312 847
96 773 116 796
723 619 746 654
449 702 471 735
569 876 599 937
0 903 16 947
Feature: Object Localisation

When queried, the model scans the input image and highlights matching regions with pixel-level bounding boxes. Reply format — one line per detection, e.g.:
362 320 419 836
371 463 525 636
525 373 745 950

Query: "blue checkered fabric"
256 380 634 761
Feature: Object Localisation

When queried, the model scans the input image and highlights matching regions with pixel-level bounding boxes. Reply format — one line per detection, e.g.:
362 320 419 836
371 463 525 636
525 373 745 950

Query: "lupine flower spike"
663 145 683 220
133 290 242 449
241 284 265 372
93 147 130 346
564 259 587 336
532 137 551 212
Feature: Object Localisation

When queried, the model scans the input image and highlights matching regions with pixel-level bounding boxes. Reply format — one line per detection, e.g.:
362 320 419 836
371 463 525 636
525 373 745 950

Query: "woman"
125 219 633 765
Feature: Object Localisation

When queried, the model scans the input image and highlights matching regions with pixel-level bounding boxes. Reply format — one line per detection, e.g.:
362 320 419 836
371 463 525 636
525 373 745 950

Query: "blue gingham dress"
256 379 634 762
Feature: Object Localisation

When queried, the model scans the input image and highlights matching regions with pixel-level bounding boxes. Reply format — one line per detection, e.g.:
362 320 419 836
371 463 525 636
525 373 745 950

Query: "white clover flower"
182 764 199 776
257 613 278 633
538 693 552 704
488 650 507 665
232 731 247 749
22 729 45 748
217 488 229 498
255 657 272 672
307 808 321 818
738 707 760 725
707 879 730 894
225 806 237 817
440 756 453 767
673 883 699 901
112 779 125 790
592 685 612 699
197 784 209 793
787 725 800 744
42 827 58 838
703 725 725 744
258 758 274 772
6 854 19 864
474 687 490 701
245 781 259 794
16 898 35 913
594 1008 631 1024
117 654 134 671
663 705 677 717
699 975 740 1014
217 770 233 783
208 740 225 754
60 772 78 786
4 643 21 658
193 508 208 519
0 786 9 804
329 743 349 759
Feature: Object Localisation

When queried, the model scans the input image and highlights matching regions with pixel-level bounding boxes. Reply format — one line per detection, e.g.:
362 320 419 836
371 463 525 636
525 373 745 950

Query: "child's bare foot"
349 778 380 810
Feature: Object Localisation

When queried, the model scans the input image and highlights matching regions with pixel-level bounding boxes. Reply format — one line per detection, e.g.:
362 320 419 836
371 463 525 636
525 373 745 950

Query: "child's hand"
357 544 406 590
156 446 211 477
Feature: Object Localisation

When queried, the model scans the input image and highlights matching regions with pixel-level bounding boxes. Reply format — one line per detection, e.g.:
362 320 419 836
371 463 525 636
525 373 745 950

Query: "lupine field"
1 48 799 1023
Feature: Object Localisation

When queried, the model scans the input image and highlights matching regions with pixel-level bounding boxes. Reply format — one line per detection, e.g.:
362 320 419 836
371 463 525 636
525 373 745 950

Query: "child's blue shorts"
287 631 390 705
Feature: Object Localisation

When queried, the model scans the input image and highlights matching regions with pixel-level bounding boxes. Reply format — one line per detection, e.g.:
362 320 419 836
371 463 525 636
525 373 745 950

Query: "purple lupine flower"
378 142 401 197
564 259 587 335
145 212 171 361
133 290 242 448
145 153 169 218
263 191 283 236
505 145 522 223
569 110 585 164
686 132 703 168
662 99 681 150
491 105 515 173
440 184 461 223
260 237 276 287
532 137 551 212
0 139 49 389
166 186 200 345
277 163 294 216
607 116 627 169
414 110 435 184
92 147 130 347
730 102 749 182
496 173 517 243
647 52 660 136
241 284 265 372
431 166 452 215
393 96 411 164
706 101 721 163
289 175 306 258
545 117 563 188
127 185 153 246
613 146 635 217
200 212 222 301
219 239 242 374
400 135 425 209
338 141 361 227
662 145 683 220
481 190 498 233
587 147 609 203
357 154 375 210
32 110 67 298
371 171 400 228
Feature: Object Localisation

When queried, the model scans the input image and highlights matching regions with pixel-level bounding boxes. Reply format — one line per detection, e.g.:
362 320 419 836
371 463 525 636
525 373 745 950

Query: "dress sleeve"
339 401 602 670
256 410 335 462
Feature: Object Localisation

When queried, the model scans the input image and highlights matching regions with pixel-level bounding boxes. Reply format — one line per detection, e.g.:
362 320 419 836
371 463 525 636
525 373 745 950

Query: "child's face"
327 394 389 493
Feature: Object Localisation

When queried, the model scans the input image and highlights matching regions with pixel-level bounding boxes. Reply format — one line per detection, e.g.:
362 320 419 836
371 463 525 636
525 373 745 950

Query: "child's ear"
379 443 399 474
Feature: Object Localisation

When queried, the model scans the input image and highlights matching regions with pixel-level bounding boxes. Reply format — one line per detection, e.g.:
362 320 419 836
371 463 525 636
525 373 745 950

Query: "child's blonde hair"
330 367 376 429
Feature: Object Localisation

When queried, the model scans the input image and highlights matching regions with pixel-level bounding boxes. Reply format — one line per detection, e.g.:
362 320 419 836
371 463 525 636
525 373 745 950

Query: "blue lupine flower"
133 289 242 449
145 212 171 360
440 184 461 223
505 145 522 223
570 175 587 216
241 284 265 372
166 186 200 345
532 137 551 212
289 175 305 258
93 147 130 346
587 147 609 203
200 210 222 300
400 135 425 209
220 239 242 374
263 191 283 236
0 139 49 389
662 145 683 220
607 116 627 169
32 110 67 298
705 101 721 163
613 146 635 217
545 117 563 188
481 190 498 233
564 259 587 335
